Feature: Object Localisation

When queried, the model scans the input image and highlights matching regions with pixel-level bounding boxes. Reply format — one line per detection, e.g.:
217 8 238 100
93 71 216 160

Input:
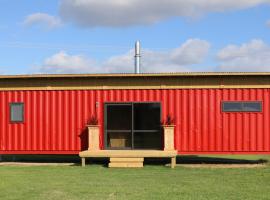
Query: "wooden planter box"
87 125 100 151
163 125 175 151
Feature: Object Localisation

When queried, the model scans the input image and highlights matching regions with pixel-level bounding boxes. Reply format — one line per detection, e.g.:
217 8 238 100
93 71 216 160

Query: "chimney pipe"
135 41 140 74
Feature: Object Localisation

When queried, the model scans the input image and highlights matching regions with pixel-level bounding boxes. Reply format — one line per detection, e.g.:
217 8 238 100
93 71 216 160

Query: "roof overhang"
0 72 270 90
1 72 270 79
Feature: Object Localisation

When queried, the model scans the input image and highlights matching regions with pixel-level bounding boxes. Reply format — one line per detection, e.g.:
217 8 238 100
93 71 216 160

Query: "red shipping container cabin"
0 73 269 167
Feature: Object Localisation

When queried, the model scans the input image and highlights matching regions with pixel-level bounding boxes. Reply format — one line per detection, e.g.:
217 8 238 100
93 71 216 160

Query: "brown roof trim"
1 72 270 79
0 72 270 90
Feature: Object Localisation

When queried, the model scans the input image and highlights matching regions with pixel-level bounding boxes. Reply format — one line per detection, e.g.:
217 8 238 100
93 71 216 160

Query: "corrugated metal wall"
0 89 269 154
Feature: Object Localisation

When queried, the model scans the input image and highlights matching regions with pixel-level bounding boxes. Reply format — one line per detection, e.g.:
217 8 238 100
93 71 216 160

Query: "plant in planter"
86 115 100 151
162 114 175 151
162 114 175 126
87 115 99 126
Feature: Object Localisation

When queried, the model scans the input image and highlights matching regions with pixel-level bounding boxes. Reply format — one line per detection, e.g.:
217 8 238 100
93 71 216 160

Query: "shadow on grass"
176 156 267 164
1 155 80 163
0 155 268 167
0 155 109 167
144 156 268 166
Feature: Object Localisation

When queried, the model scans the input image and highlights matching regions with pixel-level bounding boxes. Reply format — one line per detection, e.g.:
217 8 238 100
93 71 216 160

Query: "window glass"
222 102 262 112
133 132 162 149
10 103 24 122
107 105 132 130
243 102 261 112
223 102 242 112
134 103 160 130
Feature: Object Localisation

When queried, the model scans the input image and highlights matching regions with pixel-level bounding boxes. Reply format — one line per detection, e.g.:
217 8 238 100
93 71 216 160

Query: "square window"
10 103 24 122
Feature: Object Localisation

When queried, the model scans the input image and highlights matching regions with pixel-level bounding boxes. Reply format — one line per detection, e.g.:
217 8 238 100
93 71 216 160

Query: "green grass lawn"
1 155 270 200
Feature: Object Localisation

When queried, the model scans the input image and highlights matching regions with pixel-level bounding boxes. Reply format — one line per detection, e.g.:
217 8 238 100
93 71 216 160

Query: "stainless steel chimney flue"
135 41 140 74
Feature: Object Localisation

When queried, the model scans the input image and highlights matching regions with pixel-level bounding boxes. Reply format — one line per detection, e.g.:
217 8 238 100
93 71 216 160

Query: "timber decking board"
79 150 177 158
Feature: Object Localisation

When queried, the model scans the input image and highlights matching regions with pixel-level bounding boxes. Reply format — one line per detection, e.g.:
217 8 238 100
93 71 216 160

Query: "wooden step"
109 162 143 168
110 157 144 162
109 157 144 168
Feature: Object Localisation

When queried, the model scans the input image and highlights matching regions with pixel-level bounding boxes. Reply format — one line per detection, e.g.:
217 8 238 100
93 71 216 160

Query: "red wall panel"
0 88 270 155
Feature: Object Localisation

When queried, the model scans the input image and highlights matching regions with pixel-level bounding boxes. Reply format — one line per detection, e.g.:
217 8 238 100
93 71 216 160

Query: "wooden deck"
79 150 177 158
79 150 177 168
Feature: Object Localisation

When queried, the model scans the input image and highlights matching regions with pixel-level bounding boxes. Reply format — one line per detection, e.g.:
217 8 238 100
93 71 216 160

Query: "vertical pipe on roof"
135 41 141 74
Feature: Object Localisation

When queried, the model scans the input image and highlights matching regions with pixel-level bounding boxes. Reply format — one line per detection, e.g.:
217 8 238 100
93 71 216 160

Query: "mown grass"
0 155 270 200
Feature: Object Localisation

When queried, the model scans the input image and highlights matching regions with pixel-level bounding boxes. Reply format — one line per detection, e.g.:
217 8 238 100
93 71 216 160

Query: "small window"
222 101 262 112
10 103 24 122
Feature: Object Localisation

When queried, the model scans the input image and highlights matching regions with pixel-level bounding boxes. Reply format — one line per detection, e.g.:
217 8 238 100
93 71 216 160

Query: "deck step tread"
109 157 144 168
109 162 143 168
110 157 144 162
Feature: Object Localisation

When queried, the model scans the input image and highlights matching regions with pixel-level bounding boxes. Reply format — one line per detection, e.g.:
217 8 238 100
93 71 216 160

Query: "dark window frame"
222 101 262 112
10 102 24 123
104 102 162 150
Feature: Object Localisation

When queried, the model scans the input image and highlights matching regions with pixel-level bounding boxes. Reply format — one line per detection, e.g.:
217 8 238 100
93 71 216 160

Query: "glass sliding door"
105 102 161 150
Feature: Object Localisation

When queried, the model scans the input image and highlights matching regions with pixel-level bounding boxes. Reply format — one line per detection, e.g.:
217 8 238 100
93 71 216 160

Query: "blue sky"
0 0 270 74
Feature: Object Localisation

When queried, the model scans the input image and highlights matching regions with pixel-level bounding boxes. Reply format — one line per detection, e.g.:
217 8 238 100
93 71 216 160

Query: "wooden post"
82 157 86 167
171 157 176 169
163 125 175 151
87 125 100 151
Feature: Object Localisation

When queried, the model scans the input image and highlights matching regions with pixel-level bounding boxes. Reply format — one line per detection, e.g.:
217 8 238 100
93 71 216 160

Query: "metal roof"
1 72 270 79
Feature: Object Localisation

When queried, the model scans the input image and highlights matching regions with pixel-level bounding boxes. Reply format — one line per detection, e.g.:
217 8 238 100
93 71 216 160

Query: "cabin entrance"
104 103 162 150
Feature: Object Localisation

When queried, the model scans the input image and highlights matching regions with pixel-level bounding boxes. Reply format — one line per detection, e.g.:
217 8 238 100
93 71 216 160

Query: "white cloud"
59 0 270 27
38 39 210 73
23 13 62 29
143 39 210 72
217 39 270 71
40 51 100 73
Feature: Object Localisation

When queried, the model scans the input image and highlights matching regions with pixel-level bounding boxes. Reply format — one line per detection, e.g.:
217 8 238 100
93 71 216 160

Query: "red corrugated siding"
0 89 270 154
